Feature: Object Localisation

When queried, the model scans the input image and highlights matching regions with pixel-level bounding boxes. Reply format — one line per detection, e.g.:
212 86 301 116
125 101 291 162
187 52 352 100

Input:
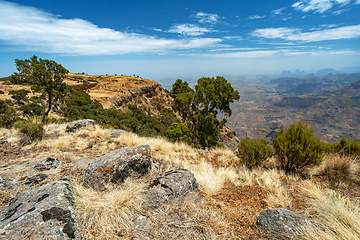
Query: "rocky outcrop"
0 178 77 240
143 169 200 209
83 145 152 191
34 157 62 171
256 208 318 238
114 82 160 107
65 119 95 132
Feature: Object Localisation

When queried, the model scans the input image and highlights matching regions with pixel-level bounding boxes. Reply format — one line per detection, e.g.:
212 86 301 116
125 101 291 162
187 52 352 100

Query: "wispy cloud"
292 0 353 13
272 7 286 15
168 24 212 36
0 1 221 55
253 25 360 42
205 48 358 58
193 12 220 24
248 15 266 20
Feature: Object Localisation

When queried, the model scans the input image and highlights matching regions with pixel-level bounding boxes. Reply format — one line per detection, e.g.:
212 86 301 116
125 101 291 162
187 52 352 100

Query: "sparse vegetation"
326 137 360 157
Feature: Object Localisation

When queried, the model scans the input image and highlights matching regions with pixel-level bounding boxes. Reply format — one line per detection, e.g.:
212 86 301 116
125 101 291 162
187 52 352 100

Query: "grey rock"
0 176 12 188
83 145 152 191
34 157 62 171
65 119 95 132
0 178 77 239
144 169 200 209
108 128 125 138
256 208 318 237
23 174 48 186
72 158 96 169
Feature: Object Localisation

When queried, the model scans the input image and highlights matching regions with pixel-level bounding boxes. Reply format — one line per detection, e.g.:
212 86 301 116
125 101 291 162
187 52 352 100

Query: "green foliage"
61 86 176 138
0 100 18 128
9 89 30 105
273 119 324 173
237 138 274 168
170 76 240 149
0 90 4 94
166 122 200 148
326 137 360 157
20 102 44 118
12 55 69 122
13 120 44 144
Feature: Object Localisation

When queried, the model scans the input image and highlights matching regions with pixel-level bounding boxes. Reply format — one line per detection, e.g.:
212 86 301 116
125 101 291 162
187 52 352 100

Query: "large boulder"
143 169 200 209
83 145 152 191
65 119 95 132
0 178 77 240
256 208 318 238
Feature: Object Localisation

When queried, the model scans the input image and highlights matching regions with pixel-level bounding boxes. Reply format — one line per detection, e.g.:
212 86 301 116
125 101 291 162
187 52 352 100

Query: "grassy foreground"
0 124 359 239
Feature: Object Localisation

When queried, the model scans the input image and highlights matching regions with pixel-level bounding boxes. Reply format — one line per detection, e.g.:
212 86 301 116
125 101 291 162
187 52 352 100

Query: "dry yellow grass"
3 122 360 239
74 179 145 239
313 154 360 183
300 180 360 240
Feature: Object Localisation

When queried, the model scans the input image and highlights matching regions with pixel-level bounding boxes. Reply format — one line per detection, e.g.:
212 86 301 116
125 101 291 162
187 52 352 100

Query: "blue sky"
0 0 360 83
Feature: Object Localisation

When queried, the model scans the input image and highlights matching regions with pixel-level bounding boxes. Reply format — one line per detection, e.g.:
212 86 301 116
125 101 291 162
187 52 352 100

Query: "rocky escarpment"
114 82 162 108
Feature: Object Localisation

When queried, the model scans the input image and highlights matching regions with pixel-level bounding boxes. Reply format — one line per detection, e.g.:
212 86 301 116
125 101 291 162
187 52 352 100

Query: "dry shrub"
314 154 360 183
74 180 145 239
300 181 360 239
143 201 234 239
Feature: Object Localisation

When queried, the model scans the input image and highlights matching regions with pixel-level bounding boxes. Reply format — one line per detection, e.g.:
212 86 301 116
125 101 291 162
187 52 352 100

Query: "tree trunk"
42 91 52 122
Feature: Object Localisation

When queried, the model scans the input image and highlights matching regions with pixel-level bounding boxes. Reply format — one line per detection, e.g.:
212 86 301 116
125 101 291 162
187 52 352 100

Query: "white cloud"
253 25 360 42
248 15 266 20
0 1 221 55
168 24 212 36
272 7 286 15
292 0 353 13
356 0 360 4
193 12 220 24
205 48 358 58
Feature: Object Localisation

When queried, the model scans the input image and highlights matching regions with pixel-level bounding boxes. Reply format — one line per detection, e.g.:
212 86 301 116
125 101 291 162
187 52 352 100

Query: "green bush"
237 138 274 168
0 100 18 128
14 120 44 144
327 137 360 157
166 122 201 148
273 119 324 173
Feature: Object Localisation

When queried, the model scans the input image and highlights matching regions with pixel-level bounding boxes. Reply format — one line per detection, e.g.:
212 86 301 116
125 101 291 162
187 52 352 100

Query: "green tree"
170 79 194 121
9 89 30 105
273 119 324 173
12 55 68 122
237 138 274 168
166 122 200 148
169 76 240 149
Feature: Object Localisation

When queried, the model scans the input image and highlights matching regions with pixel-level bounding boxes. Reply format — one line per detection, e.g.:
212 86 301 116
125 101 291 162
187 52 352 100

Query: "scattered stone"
0 178 77 239
65 119 95 132
34 157 62 171
256 208 318 238
143 169 200 209
108 128 126 138
83 145 152 191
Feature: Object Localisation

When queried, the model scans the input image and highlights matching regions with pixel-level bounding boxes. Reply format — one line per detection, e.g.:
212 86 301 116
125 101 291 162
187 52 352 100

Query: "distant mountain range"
227 73 360 144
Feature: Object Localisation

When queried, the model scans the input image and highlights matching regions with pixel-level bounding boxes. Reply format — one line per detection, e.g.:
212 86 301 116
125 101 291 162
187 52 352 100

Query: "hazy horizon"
1 0 359 84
